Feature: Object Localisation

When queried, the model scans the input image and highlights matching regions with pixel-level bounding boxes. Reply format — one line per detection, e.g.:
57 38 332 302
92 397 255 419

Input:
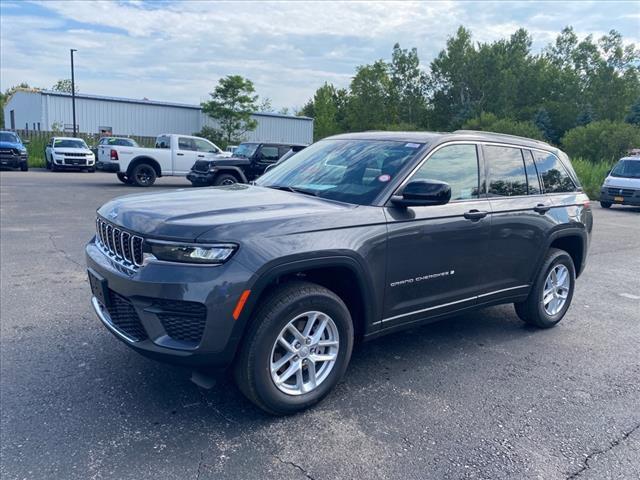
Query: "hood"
52 147 93 155
97 184 355 241
0 141 25 150
603 175 640 189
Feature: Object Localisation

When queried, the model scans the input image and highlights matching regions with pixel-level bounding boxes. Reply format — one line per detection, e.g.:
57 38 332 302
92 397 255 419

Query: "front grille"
64 152 87 157
607 187 635 197
0 148 17 156
96 217 144 267
193 160 211 173
148 299 207 344
107 290 148 341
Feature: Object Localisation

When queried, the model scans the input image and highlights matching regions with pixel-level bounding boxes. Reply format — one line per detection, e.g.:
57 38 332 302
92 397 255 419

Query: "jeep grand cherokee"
86 130 593 414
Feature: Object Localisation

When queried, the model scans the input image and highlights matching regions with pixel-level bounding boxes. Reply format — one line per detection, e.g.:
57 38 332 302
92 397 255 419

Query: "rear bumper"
600 188 640 206
187 170 214 185
96 161 121 173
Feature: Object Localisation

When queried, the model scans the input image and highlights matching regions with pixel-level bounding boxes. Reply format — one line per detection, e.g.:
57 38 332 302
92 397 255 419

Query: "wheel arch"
544 229 588 278
212 166 248 183
127 156 162 177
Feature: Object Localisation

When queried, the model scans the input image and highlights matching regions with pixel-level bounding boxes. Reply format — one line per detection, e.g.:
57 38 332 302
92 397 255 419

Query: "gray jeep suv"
86 130 593 414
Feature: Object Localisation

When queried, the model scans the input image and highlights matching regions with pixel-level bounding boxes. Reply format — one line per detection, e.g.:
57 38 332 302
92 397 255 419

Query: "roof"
33 90 313 121
327 129 555 151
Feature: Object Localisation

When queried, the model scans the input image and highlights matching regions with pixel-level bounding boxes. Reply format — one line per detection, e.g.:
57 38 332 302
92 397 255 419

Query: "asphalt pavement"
1 170 639 480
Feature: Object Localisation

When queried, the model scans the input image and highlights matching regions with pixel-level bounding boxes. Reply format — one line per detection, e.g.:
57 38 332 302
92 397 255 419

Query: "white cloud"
1 0 638 109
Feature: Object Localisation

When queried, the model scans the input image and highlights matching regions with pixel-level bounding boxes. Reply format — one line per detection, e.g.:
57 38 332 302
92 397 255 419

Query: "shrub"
463 113 544 140
561 121 640 163
571 157 614 200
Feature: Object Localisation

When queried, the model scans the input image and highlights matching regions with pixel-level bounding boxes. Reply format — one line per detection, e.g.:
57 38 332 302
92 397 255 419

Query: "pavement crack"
48 233 83 268
566 422 640 479
273 454 316 480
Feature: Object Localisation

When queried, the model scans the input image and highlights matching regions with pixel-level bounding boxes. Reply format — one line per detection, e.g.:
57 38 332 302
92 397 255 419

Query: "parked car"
225 145 238 155
45 137 95 172
263 145 307 174
92 136 139 158
86 130 592 415
96 134 225 186
0 131 28 171
599 156 640 208
187 142 307 186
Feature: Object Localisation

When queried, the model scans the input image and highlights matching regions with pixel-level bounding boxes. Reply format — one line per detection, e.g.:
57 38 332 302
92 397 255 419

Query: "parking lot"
1 169 639 479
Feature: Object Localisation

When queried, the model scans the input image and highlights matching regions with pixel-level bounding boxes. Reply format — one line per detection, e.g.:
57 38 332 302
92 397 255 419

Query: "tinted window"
0 132 19 143
194 138 217 153
411 144 479 200
257 139 423 206
156 136 171 149
234 143 259 158
610 159 640 179
485 146 528 197
260 146 279 161
532 151 576 193
53 138 88 148
178 137 196 151
524 150 542 195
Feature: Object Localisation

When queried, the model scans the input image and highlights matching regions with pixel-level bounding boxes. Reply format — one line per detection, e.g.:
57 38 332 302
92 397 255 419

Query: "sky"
1 1 639 111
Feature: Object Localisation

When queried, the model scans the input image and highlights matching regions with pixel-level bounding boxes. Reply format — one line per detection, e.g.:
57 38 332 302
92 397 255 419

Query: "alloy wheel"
542 264 570 316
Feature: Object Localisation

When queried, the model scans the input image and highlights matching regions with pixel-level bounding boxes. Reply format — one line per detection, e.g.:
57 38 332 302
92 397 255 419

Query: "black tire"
116 172 129 184
45 151 51 170
514 248 576 328
20 163 28 172
87 167 96 173
129 163 157 187
213 173 238 186
600 201 612 209
234 281 354 415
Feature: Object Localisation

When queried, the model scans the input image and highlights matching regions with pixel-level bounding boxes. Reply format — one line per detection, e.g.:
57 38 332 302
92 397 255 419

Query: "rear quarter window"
532 151 577 193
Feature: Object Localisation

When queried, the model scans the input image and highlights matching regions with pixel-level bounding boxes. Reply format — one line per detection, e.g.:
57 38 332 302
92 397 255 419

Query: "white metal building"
3 89 313 144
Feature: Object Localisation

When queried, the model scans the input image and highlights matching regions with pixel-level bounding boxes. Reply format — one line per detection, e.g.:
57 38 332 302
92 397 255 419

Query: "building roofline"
36 90 312 121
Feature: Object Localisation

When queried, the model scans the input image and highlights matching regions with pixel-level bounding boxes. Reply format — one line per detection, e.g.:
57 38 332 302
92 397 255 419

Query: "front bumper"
600 187 640 206
86 240 256 368
96 161 121 173
187 170 215 185
53 157 95 168
0 154 27 168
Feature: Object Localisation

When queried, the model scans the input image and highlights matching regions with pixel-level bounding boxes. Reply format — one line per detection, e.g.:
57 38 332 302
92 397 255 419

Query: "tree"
310 83 340 140
463 113 544 140
625 99 640 125
347 60 393 131
193 125 227 149
576 105 595 126
51 79 77 93
534 108 557 143
201 75 259 143
257 97 273 112
389 43 428 126
561 121 640 162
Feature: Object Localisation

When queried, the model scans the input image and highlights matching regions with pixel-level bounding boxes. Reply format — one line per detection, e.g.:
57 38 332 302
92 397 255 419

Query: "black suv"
86 131 592 414
186 141 306 186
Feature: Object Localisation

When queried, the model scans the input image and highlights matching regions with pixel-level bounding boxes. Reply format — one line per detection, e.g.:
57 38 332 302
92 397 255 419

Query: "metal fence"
14 129 157 148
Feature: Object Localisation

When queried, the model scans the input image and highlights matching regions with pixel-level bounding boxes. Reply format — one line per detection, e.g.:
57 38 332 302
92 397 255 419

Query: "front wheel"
213 173 238 186
21 163 28 172
600 201 612 209
515 248 576 328
129 163 157 187
234 281 354 415
87 167 96 173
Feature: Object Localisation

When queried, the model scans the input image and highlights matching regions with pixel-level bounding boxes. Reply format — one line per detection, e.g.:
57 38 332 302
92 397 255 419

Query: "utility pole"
70 48 77 136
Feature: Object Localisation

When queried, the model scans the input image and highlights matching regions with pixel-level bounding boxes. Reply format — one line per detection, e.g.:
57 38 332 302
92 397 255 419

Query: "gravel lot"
1 170 639 480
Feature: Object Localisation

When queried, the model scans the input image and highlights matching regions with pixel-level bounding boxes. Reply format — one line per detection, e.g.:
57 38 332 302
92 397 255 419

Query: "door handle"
533 203 551 214
197 154 205 158
176 153 184 156
464 209 488 220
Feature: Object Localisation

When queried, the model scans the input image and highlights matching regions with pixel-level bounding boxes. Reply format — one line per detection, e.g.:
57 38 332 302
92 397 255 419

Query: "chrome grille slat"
95 217 144 268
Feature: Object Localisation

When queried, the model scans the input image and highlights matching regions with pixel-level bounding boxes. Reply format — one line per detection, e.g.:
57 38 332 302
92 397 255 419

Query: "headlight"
147 241 237 264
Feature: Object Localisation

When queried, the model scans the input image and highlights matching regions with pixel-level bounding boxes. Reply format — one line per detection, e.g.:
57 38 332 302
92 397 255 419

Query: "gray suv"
86 130 593 414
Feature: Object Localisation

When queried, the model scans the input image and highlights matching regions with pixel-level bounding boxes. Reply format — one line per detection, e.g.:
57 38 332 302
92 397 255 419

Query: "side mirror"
391 180 451 207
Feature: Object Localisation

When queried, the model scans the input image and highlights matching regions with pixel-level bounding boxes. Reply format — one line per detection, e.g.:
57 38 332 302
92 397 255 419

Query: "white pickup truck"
97 134 228 186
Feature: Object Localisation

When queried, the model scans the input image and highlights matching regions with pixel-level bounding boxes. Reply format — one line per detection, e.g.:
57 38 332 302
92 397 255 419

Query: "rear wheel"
600 201 612 209
234 281 354 415
515 248 576 328
213 173 238 186
20 163 28 172
130 163 157 187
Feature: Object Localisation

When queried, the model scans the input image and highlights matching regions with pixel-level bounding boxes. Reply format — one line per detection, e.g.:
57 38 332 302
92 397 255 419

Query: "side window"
178 137 196 151
411 144 479 200
523 150 542 195
532 151 576 193
485 146 528 197
278 146 290 158
194 138 217 153
259 146 279 161
155 136 170 149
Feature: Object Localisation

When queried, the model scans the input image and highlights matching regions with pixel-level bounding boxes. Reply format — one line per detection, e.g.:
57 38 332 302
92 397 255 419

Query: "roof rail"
453 129 551 147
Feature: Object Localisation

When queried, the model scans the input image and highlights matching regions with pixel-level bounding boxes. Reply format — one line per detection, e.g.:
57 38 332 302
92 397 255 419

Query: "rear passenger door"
252 144 280 178
483 145 553 296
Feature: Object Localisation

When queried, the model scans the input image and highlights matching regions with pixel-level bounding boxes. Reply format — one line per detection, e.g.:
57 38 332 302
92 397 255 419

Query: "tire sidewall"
250 291 353 414
531 251 576 327
131 164 156 187
213 173 238 186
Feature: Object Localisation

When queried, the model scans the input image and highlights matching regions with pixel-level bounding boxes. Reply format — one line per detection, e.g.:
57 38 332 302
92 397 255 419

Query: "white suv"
45 137 96 172
600 156 640 208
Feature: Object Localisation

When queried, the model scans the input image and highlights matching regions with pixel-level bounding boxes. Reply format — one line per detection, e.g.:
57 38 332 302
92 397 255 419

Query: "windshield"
233 143 258 158
54 138 88 149
610 159 640 179
104 137 138 147
256 139 425 205
0 132 20 143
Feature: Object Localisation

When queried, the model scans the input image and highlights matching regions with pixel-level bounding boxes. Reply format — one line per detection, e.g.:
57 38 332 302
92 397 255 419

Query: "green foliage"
193 126 227 149
626 99 640 125
561 121 640 162
463 113 544 140
201 75 258 143
347 60 394 131
571 157 615 200
51 79 77 93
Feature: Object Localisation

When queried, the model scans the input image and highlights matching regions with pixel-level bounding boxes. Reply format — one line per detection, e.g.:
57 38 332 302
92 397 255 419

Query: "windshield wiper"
267 185 319 197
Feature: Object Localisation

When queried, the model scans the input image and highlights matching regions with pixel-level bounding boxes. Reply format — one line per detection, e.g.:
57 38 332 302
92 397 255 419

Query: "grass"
572 157 615 200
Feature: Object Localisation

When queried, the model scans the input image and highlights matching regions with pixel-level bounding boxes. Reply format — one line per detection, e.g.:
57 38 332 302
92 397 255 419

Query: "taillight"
110 149 119 161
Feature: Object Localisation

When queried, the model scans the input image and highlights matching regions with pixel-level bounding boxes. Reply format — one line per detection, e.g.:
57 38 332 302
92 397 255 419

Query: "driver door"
382 143 491 328
173 137 198 174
